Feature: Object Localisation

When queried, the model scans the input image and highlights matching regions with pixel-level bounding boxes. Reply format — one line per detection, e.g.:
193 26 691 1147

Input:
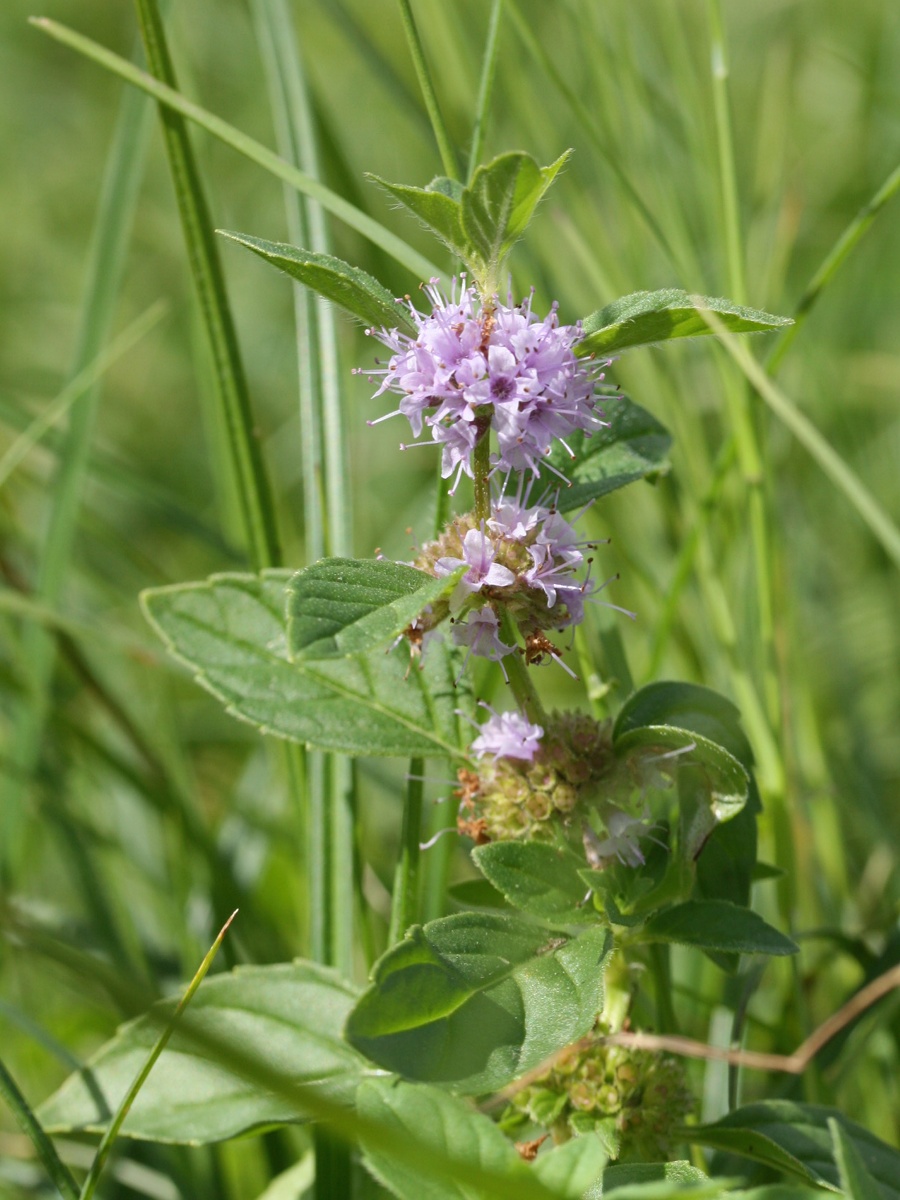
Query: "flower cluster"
361 278 609 489
501 1027 693 1161
409 493 604 668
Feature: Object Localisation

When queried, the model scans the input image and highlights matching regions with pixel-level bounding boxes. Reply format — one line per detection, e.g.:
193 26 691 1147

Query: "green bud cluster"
457 712 614 843
503 1029 693 1162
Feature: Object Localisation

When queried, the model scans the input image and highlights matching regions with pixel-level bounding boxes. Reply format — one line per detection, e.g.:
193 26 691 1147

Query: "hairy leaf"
217 231 415 331
641 900 798 957
577 290 792 357
346 913 612 1094
472 841 593 923
287 557 460 660
141 572 464 758
368 174 469 263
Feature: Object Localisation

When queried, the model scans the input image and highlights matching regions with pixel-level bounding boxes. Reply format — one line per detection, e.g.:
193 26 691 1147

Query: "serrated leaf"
141 571 463 758
346 913 612 1094
532 1134 608 1198
369 173 469 263
462 151 570 281
472 841 593 923
218 231 414 332
38 962 364 1145
548 395 672 513
576 290 792 357
688 1101 900 1195
286 557 460 660
641 899 797 957
358 1077 542 1200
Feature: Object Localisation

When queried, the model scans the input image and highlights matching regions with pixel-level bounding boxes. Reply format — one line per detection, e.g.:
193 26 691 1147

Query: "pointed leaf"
577 290 792 357
548 395 672 513
829 1117 885 1200
218 231 415 331
369 173 469 263
641 899 797 957
346 913 612 1094
287 557 462 660
38 963 364 1145
472 841 594 923
462 151 570 278
688 1101 900 1195
358 1077 540 1200
613 681 754 771
141 571 463 758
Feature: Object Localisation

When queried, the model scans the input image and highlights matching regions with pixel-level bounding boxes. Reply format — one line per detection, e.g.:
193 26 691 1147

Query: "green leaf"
601 1162 710 1190
462 151 570 281
641 900 797 957
830 1117 885 1200
549 394 672 514
576 290 792 357
357 1077 548 1200
286 558 460 660
688 1101 900 1195
472 842 593 923
218 231 415 332
532 1134 608 1198
38 962 365 1145
141 571 463 758
368 173 469 263
613 681 754 771
345 913 612 1094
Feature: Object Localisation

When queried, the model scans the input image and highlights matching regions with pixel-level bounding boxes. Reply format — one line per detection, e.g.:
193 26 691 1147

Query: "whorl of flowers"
456 712 615 844
502 1027 693 1161
408 494 600 666
360 278 609 489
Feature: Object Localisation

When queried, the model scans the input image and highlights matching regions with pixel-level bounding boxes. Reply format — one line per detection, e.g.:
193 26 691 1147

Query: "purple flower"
452 606 513 662
360 279 609 483
471 710 544 761
435 527 516 613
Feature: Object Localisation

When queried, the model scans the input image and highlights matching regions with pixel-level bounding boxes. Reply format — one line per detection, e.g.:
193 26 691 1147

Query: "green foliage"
218 231 417 331
640 900 798 957
141 571 465 757
345 914 611 1093
548 395 672 513
689 1102 900 1196
286 557 462 659
370 151 569 290
38 962 365 1144
576 290 792 357
472 841 592 923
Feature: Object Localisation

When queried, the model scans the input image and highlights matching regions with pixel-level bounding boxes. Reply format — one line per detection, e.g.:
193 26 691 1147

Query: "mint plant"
8 3 900 1199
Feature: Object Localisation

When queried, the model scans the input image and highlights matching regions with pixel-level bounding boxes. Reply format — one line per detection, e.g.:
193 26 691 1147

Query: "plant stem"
472 415 492 525
0 1057 80 1200
648 943 679 1035
396 0 460 181
388 760 425 945
497 610 547 725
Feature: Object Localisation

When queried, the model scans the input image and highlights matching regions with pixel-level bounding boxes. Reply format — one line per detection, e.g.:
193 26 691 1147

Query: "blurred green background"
1 0 899 1194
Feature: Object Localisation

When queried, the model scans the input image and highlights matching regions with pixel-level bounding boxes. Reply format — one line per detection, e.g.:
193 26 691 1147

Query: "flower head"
470 709 544 762
360 278 609 484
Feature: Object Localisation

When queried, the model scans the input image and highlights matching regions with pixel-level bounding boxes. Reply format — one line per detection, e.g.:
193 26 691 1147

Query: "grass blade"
29 17 442 283
0 1058 80 1200
396 0 460 180
77 912 237 1200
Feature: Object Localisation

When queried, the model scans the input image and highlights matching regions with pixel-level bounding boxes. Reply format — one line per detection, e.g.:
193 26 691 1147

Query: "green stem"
472 416 492 525
497 610 547 725
648 943 679 1035
134 0 280 571
396 0 460 181
467 0 503 184
0 1057 80 1200
388 760 424 945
